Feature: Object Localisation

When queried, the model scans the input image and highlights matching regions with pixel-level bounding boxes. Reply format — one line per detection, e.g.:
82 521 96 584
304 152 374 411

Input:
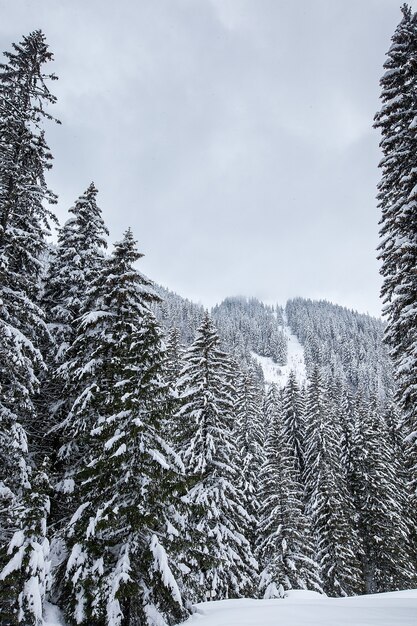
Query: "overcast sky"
1 0 411 317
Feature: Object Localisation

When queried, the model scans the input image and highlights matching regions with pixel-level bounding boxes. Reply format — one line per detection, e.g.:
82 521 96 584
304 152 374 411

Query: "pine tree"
175 313 257 602
41 184 108 507
163 327 184 437
257 385 322 599
374 5 417 506
303 367 364 597
281 371 306 477
234 366 265 552
59 230 188 626
0 462 51 626
351 391 416 593
0 31 58 618
43 183 108 364
337 381 355 482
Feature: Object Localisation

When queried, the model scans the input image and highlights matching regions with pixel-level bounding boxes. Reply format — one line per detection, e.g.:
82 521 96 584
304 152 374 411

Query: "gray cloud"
0 0 409 316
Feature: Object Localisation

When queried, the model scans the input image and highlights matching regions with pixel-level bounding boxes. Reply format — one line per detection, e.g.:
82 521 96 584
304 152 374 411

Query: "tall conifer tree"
234 367 265 552
374 4 417 507
281 372 306 477
0 31 58 620
304 368 364 596
175 314 257 602
351 392 416 592
257 385 322 599
60 230 188 626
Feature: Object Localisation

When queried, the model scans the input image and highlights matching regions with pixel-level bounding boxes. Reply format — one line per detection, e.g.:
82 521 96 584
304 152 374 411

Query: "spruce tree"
374 4 417 506
175 313 257 602
351 391 416 592
0 31 58 617
163 327 184 437
41 184 109 509
257 385 322 599
0 462 51 626
234 366 265 553
43 183 108 364
303 367 364 597
281 371 306 477
59 230 188 626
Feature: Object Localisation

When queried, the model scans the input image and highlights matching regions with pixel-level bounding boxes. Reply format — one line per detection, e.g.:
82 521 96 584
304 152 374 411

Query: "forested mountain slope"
154 288 392 398
286 298 393 397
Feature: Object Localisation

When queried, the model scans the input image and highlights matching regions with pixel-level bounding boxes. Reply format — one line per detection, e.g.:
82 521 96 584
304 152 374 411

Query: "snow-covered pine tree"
0 462 51 626
281 371 306 478
0 30 58 617
41 184 108 503
337 381 355 482
175 313 257 602
257 384 322 599
163 327 184 437
374 5 417 507
164 327 183 389
234 366 266 553
59 230 188 626
303 367 364 597
351 391 416 593
43 183 108 366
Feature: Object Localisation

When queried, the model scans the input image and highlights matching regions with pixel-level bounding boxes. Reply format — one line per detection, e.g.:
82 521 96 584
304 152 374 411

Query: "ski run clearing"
44 590 417 626
252 314 307 388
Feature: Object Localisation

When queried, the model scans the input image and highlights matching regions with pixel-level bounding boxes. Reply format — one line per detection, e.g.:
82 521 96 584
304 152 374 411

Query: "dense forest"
1 7 417 626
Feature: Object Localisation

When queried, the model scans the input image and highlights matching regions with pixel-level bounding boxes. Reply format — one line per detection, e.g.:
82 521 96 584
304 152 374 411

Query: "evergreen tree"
337 381 355 482
164 327 183 390
59 230 188 626
281 371 306 477
43 183 108 364
303 367 364 597
163 327 184 437
351 391 416 592
175 313 257 602
0 462 51 626
41 184 109 508
0 30 58 616
374 5 417 505
257 385 322 599
234 366 265 552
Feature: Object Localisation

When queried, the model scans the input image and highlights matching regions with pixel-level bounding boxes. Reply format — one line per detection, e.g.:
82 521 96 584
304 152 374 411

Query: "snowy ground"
184 590 417 626
251 313 307 388
44 591 417 626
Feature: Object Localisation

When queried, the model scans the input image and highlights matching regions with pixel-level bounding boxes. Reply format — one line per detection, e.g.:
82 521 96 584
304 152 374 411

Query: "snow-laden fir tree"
175 313 257 602
0 30 58 615
257 385 322 599
59 230 188 626
281 371 306 478
41 184 109 512
0 462 51 626
374 5 417 506
336 380 355 482
164 327 184 389
351 390 416 593
163 327 184 436
303 367 364 597
234 366 266 552
43 183 108 365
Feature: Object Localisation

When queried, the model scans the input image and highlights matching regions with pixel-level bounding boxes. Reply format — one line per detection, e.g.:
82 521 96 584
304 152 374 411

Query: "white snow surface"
43 591 417 626
185 590 417 626
251 313 306 388
44 601 66 626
